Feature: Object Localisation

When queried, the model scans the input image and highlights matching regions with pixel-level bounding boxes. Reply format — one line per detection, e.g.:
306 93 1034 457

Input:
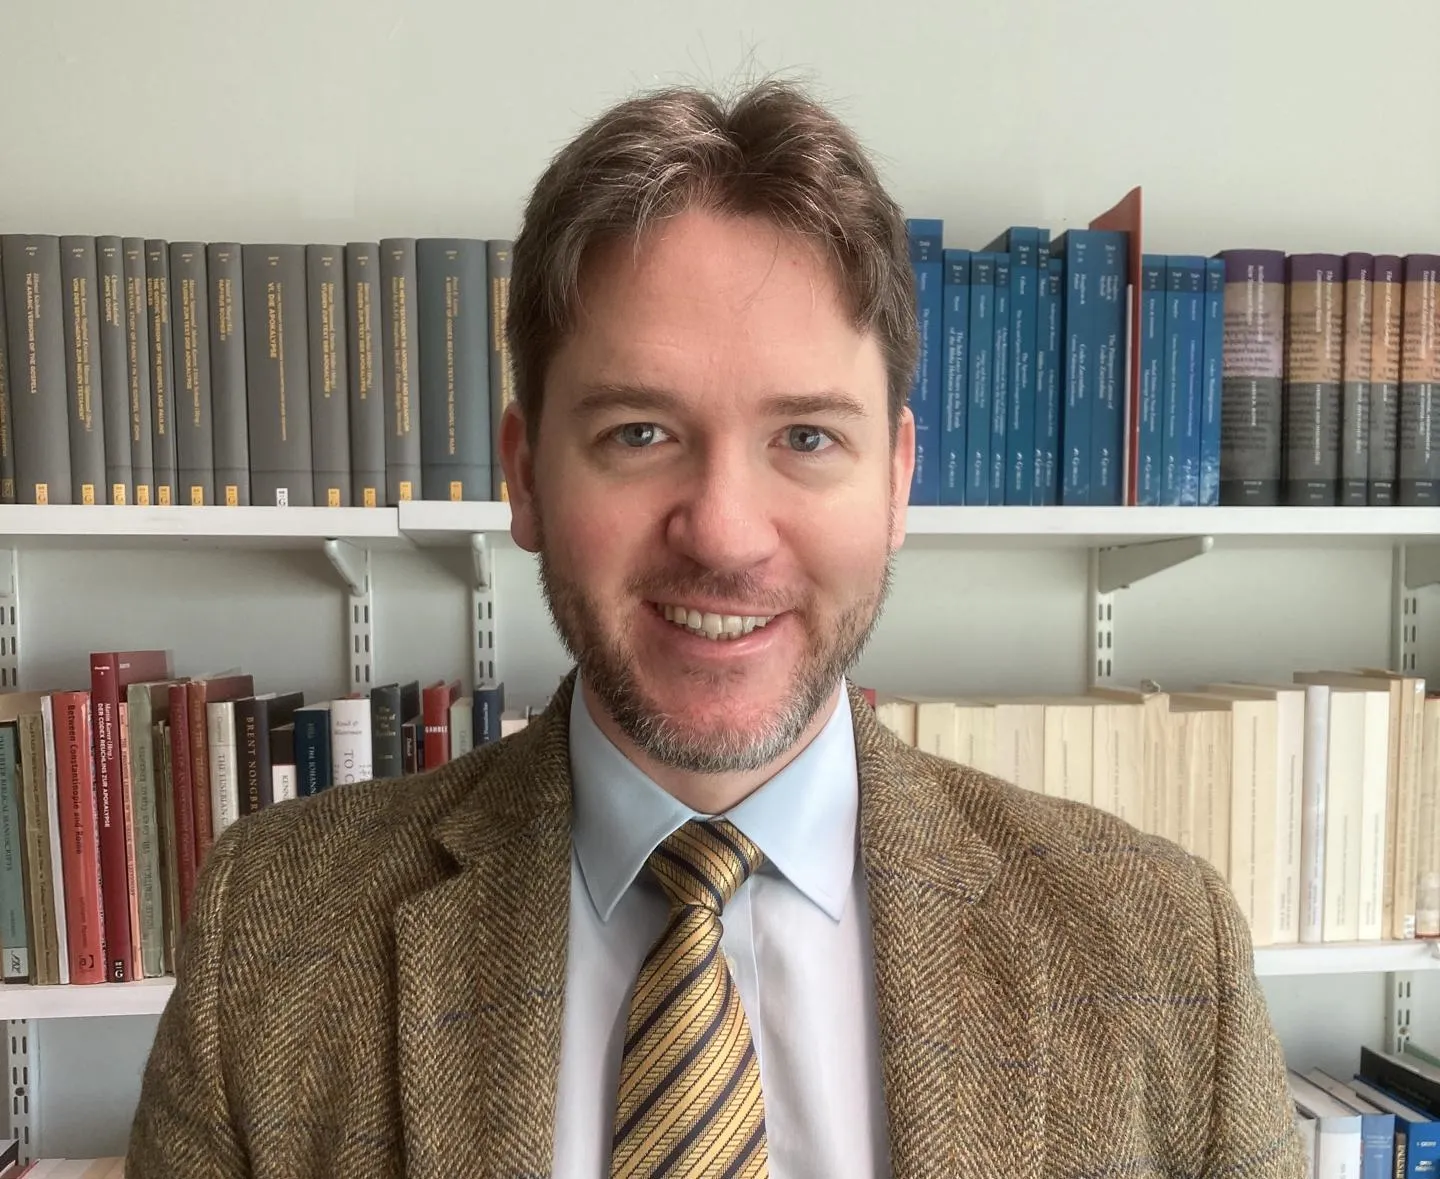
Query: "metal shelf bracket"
471 534 497 689
1402 543 1440 590
323 539 373 694
1095 534 1213 593
7 1019 34 1165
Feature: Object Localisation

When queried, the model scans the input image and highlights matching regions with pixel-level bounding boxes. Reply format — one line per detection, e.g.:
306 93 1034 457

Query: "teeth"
659 603 775 641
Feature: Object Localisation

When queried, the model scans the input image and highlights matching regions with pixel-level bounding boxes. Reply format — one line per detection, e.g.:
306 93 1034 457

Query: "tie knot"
648 819 764 915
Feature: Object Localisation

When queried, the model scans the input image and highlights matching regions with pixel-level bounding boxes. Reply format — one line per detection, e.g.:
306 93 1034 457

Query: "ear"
888 405 915 550
498 399 540 553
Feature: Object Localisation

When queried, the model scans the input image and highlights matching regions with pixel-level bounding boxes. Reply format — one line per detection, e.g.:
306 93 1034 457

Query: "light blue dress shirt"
549 677 892 1178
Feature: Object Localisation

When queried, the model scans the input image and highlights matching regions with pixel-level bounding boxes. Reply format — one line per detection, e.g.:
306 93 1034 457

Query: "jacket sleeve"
126 822 249 1178
1195 856 1307 1177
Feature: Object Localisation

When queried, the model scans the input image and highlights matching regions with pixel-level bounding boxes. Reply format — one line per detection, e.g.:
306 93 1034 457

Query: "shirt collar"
568 676 858 924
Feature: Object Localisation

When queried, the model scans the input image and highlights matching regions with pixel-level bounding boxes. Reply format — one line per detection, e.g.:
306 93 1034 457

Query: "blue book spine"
989 255 1011 501
965 254 995 504
1161 258 1187 506
1137 256 1167 506
1006 228 1040 505
1175 256 1206 506
906 219 944 505
1092 231 1128 506
1035 257 1062 504
1200 257 1225 506
1357 1112 1395 1179
1058 233 1094 504
940 250 971 504
293 705 332 796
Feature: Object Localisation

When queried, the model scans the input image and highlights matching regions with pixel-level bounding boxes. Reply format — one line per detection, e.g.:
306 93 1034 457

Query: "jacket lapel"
854 687 1049 1179
394 681 576 1178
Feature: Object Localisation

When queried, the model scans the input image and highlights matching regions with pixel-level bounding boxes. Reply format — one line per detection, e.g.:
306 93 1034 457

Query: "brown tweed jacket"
127 673 1306 1177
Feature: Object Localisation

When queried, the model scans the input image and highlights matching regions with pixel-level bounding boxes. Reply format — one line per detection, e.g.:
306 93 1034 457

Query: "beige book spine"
955 704 998 779
1272 690 1306 945
1417 697 1440 936
1358 690 1391 942
1226 702 1260 942
873 696 916 747
1323 691 1366 942
914 701 958 762
1043 703 1092 805
1392 679 1425 939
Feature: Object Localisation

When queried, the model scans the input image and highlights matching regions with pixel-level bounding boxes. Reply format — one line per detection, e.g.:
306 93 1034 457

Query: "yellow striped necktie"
611 818 768 1178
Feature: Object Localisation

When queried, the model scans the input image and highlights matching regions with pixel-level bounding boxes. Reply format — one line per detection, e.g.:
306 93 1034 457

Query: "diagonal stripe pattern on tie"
611 818 768 1179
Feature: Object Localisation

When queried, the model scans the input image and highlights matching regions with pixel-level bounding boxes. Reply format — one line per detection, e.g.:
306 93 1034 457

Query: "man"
127 81 1305 1178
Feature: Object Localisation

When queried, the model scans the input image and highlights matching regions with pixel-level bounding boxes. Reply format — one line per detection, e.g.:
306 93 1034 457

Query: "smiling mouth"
654 602 776 641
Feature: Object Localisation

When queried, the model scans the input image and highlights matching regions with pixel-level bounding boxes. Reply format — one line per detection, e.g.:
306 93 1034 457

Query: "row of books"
1290 1042 1440 1177
0 234 515 510
0 650 512 988
904 214 1440 510
869 666 1438 949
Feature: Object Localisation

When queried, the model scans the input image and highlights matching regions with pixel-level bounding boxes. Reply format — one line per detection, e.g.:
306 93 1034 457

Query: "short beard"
534 511 894 776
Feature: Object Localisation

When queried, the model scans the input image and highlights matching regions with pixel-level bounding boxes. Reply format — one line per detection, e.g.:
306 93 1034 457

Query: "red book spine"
167 683 197 928
88 655 134 982
422 680 459 769
51 692 106 985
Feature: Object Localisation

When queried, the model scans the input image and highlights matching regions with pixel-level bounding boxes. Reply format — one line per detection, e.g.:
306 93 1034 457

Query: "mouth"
653 602 777 642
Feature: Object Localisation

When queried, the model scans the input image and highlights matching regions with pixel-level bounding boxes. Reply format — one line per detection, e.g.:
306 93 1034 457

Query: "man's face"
502 208 914 774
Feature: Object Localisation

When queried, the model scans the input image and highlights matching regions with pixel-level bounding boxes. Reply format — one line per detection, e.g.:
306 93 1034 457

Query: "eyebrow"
572 383 871 421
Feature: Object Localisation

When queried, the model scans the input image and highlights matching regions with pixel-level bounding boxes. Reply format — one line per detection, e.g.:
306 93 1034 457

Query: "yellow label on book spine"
225 485 238 506
136 485 150 505
190 485 204 506
34 483 48 505
328 487 340 507
449 480 462 501
81 484 95 505
363 487 377 508
111 483 126 505
158 485 172 506
398 480 413 501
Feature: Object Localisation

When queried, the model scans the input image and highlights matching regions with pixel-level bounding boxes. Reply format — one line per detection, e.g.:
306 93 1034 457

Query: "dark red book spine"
422 679 460 769
88 654 133 982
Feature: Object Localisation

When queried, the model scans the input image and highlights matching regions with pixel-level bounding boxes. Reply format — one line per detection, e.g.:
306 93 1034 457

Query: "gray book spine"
145 240 177 504
345 243 385 507
306 245 351 506
242 245 313 506
380 238 421 503
2 235 73 504
1339 253 1373 506
207 243 250 505
1219 250 1285 505
0 251 13 504
486 240 514 502
58 237 107 505
1369 255 1402 505
1399 254 1440 505
417 238 490 501
122 239 155 504
95 237 134 504
169 243 214 505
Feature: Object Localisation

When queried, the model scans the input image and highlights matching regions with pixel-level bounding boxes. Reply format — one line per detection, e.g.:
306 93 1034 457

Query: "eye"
612 422 669 448
784 425 835 454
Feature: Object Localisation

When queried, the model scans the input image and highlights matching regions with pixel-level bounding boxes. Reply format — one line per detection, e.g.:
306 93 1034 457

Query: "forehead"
550 208 883 400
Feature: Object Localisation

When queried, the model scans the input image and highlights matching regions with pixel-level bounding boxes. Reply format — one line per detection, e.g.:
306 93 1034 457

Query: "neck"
580 678 844 815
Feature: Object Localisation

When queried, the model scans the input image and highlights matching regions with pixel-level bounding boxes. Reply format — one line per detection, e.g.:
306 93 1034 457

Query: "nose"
664 446 780 574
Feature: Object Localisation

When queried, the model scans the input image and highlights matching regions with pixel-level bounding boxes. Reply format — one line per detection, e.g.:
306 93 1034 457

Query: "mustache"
627 570 796 613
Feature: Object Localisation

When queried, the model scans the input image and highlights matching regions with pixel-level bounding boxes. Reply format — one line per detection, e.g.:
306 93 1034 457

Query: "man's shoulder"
886 738 1233 968
205 735 520 919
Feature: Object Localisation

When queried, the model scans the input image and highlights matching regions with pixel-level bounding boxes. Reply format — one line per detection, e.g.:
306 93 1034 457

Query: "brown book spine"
88 656 134 982
50 691 105 985
1369 256 1403 504
167 684 197 928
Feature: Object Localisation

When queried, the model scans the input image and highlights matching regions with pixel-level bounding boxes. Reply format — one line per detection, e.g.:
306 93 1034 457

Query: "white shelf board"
0 941 1432 1018
1252 939 1440 977
0 977 174 1020
397 501 1440 549
0 505 400 549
